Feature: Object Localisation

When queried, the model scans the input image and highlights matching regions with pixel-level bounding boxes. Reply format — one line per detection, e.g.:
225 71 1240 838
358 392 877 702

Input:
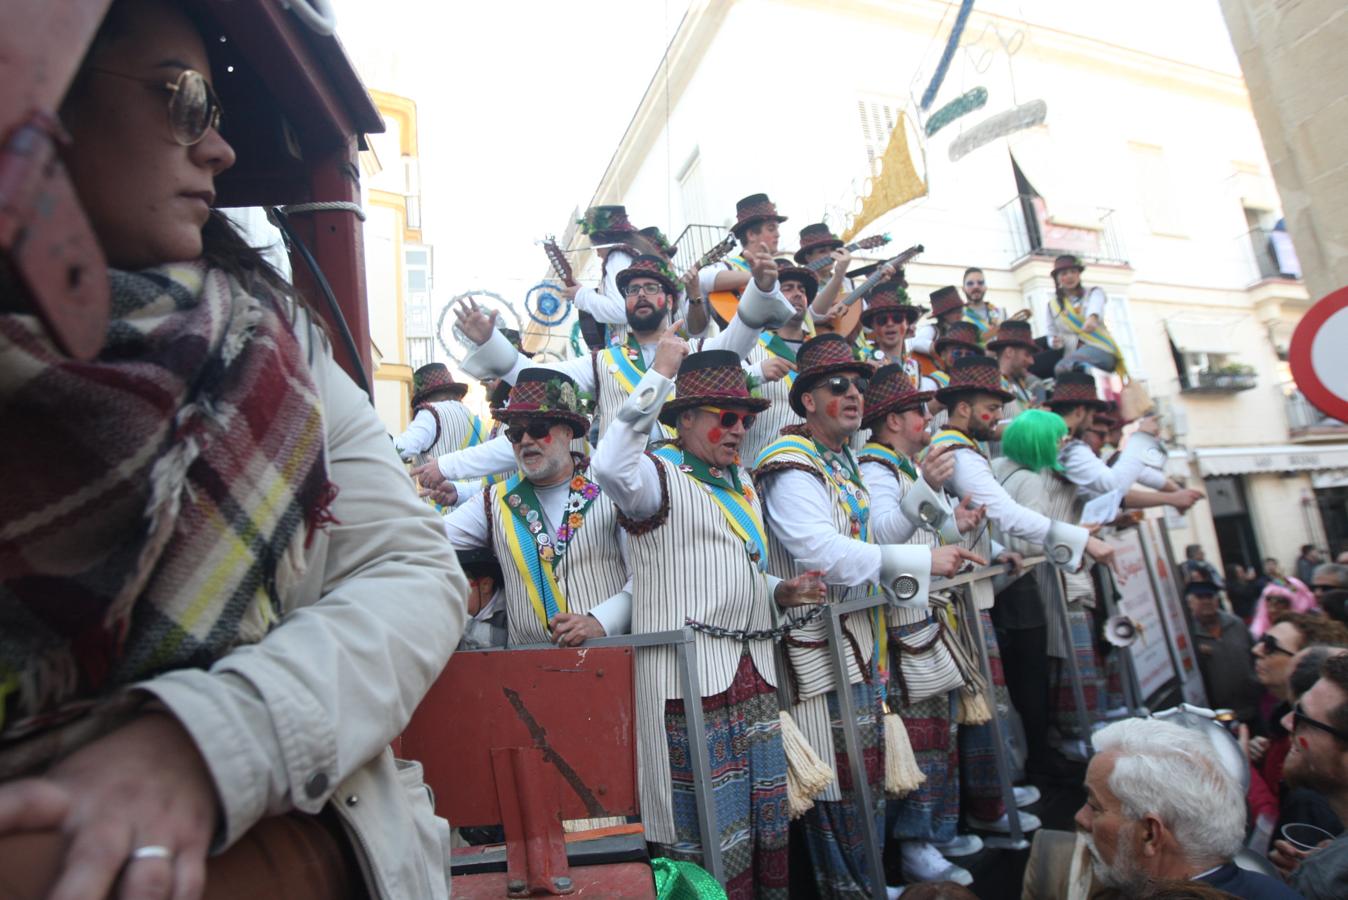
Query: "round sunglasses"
89 67 224 146
699 406 756 429
870 312 912 327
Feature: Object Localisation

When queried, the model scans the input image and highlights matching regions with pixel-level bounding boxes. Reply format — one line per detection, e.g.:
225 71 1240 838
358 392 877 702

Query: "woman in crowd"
0 2 466 897
1250 577 1320 638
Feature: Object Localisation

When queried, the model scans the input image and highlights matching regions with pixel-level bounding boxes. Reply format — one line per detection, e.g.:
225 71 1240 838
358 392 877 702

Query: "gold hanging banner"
842 112 927 242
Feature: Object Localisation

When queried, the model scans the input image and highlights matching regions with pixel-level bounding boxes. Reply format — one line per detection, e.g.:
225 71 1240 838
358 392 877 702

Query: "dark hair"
1292 646 1342 701
1135 879 1239 899
1186 544 1203 559
1303 544 1316 555
1321 653 1348 740
899 883 979 900
1321 589 1348 627
962 267 983 279
1272 612 1348 649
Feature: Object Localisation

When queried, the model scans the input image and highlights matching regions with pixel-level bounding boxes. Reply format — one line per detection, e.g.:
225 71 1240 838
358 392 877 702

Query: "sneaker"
1013 784 1041 808
931 833 984 857
900 841 975 885
885 887 906 900
966 810 1043 834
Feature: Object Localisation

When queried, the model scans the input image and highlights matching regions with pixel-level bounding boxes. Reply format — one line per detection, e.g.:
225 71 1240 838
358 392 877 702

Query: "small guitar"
694 232 738 271
541 235 576 287
839 244 925 308
802 233 891 273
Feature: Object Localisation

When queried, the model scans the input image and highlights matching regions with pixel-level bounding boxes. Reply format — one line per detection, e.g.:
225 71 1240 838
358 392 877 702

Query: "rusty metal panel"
400 647 639 828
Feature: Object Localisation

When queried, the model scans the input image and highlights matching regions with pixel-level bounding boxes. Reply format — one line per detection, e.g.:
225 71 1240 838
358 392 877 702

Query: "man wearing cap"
419 252 791 492
1045 255 1125 376
856 365 998 886
909 285 967 361
1187 580 1260 724
959 267 1005 341
443 369 632 649
697 193 788 313
753 334 983 896
591 339 825 897
739 261 817 463
454 547 508 651
393 362 486 464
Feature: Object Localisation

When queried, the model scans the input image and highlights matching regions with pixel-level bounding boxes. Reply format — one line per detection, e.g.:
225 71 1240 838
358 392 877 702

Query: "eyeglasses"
1311 583 1337 593
949 347 981 360
623 283 665 297
505 420 559 444
1257 633 1295 657
870 312 910 327
821 375 870 396
699 406 756 429
1292 701 1348 743
89 67 224 146
964 280 986 287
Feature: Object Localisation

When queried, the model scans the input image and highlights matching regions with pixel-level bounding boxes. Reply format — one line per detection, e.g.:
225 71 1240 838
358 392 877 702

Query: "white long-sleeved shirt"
572 249 633 325
443 478 632 638
760 468 885 587
909 322 939 357
392 408 438 459
861 458 922 544
1059 432 1165 501
1045 286 1107 345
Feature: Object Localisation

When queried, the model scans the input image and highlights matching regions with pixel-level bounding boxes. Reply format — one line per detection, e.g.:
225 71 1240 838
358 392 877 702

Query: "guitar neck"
840 244 925 307
804 238 876 273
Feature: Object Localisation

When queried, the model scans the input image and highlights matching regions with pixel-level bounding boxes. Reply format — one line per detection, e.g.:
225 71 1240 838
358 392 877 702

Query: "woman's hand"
0 712 220 900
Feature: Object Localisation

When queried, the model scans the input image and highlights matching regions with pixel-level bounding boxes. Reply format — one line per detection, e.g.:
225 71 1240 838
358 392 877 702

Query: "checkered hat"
660 350 770 427
935 321 985 356
615 254 680 298
578 205 637 243
789 333 874 416
492 368 590 437
776 261 819 301
862 363 934 429
1052 254 1085 276
860 278 926 327
986 319 1038 353
412 362 468 408
732 193 788 239
928 285 965 319
935 355 1015 405
639 226 678 259
1047 371 1108 411
794 222 844 263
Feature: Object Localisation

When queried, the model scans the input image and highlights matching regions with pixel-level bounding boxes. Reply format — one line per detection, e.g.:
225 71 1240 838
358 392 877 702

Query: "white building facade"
558 0 1348 572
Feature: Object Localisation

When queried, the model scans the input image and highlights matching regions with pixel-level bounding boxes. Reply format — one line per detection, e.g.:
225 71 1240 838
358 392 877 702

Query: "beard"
967 416 995 441
1082 830 1146 892
626 303 666 333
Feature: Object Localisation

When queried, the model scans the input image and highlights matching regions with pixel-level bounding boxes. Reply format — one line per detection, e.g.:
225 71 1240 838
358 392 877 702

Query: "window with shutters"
676 147 710 230
404 245 433 348
857 97 902 179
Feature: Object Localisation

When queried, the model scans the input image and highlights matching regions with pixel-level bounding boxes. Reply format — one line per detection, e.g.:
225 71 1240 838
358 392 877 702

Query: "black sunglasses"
699 406 756 430
1311 583 1337 593
505 420 559 444
821 375 869 396
1257 633 1295 657
1292 701 1348 743
870 311 910 327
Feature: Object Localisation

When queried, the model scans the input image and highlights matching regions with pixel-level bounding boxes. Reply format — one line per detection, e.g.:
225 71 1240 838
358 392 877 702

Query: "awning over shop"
1194 444 1348 477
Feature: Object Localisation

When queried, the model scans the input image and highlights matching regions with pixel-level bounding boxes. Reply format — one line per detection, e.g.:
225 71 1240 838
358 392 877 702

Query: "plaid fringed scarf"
0 262 335 740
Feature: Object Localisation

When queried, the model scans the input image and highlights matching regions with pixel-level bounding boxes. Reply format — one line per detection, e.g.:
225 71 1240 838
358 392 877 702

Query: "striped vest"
413 400 486 465
754 436 875 700
856 451 941 631
740 341 802 465
485 479 627 646
591 345 677 443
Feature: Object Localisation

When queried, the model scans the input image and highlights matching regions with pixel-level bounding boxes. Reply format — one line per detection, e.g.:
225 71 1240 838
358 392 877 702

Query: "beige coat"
138 313 467 899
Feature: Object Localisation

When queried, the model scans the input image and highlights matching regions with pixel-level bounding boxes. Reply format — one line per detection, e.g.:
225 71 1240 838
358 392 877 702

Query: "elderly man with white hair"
1073 718 1302 899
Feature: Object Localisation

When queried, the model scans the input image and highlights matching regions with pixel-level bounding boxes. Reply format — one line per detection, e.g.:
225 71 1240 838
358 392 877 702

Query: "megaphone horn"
1105 615 1142 648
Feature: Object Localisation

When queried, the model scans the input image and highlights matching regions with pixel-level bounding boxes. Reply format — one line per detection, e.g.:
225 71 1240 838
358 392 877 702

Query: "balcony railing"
671 223 735 274
1181 369 1258 394
999 193 1128 267
1287 388 1348 438
1245 227 1302 282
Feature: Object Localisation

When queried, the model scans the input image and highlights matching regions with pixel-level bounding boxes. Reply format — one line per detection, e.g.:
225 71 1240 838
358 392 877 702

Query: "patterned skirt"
959 609 1011 822
886 690 959 843
799 680 886 899
1050 604 1104 736
658 652 789 900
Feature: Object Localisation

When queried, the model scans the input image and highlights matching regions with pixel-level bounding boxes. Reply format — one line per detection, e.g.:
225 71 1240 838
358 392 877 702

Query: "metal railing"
999 193 1128 267
1244 227 1302 282
1287 388 1348 436
671 223 735 273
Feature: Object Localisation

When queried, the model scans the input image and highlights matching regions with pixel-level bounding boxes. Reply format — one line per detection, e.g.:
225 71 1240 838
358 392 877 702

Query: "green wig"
1001 409 1068 472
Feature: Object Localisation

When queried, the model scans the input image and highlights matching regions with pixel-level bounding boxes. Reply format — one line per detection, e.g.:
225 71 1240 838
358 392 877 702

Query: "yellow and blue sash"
496 471 600 628
929 370 950 388
927 427 984 456
602 336 676 439
758 333 799 389
755 435 870 540
655 446 768 572
1057 293 1127 376
460 413 486 450
858 441 918 483
963 304 995 337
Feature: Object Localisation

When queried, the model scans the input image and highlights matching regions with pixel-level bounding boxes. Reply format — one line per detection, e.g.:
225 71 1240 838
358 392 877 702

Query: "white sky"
326 0 1242 317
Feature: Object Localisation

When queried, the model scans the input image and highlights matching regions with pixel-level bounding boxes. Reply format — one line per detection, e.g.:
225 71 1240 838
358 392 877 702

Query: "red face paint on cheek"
1299 736 1311 750
707 427 723 443
826 399 840 418
542 434 553 444
979 413 992 422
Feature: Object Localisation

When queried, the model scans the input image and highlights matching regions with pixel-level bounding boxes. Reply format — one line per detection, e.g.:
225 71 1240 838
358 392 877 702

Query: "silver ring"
130 845 174 862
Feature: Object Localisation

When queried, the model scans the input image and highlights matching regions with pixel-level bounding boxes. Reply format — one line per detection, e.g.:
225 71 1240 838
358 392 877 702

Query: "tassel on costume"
882 701 926 797
957 685 993 725
780 709 833 818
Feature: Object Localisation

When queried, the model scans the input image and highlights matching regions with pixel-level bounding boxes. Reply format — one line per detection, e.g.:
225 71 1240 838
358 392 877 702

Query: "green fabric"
652 858 728 900
1001 408 1068 472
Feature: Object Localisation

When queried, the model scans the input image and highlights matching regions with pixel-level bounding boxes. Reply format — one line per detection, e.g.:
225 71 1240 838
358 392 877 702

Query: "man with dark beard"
959 267 1005 342
415 252 791 491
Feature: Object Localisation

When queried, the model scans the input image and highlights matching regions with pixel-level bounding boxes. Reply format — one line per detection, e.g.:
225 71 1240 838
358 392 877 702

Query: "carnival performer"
740 261 815 462
959 267 1006 341
930 321 986 389
697 193 788 315
454 547 508 651
391 362 485 464
793 223 856 316
444 369 632 648
754 335 982 897
852 277 931 386
1045 255 1124 376
988 319 1046 414
0 1 465 895
909 285 967 359
414 251 791 492
591 340 825 899
561 204 646 347
856 366 994 888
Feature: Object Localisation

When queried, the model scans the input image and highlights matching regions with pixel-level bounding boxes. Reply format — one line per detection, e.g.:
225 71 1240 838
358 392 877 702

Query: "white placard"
1105 529 1177 700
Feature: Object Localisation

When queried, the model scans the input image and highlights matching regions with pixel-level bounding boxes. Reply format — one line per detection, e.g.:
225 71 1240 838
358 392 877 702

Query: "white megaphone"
1105 614 1142 648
